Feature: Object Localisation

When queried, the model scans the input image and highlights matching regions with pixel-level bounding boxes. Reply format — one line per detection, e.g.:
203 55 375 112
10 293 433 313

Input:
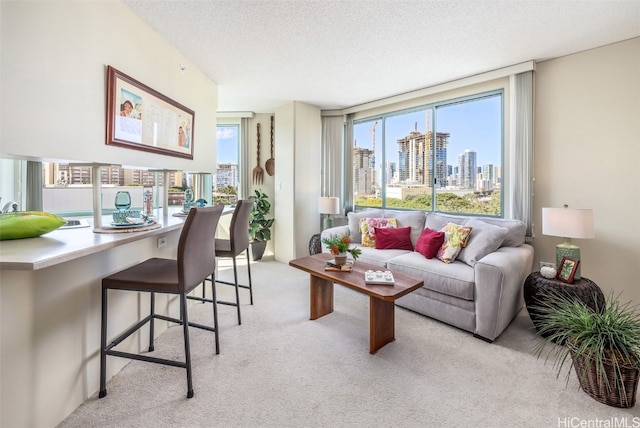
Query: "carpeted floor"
58 259 636 427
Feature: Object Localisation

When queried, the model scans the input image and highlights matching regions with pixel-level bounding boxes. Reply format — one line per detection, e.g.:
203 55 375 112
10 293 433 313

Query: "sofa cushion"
437 223 473 263
387 252 475 301
415 227 445 259
473 218 526 247
382 210 427 247
457 218 508 266
425 213 467 231
347 209 384 243
374 226 413 250
355 246 409 267
359 217 397 247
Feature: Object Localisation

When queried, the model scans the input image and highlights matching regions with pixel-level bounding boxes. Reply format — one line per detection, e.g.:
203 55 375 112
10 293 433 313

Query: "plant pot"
333 254 347 266
569 343 639 408
251 240 267 261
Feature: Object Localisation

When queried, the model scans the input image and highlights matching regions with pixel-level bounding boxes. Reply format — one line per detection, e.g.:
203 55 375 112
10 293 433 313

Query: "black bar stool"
99 204 224 399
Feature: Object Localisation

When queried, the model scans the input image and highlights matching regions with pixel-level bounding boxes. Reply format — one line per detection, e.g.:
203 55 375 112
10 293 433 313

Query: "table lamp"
542 205 594 280
318 197 340 230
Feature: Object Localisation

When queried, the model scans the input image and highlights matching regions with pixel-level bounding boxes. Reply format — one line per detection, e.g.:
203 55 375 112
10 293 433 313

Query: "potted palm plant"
533 289 640 408
248 189 274 261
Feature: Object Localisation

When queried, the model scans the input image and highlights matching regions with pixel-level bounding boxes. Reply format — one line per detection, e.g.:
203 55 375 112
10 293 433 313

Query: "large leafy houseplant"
533 289 640 408
248 189 274 242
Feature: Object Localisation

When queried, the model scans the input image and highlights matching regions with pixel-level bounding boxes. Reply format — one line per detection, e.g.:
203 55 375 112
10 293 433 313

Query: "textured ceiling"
123 0 640 113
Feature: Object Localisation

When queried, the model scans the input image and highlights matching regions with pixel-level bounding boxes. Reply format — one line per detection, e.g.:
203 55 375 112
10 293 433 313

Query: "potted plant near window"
248 189 274 261
533 289 640 408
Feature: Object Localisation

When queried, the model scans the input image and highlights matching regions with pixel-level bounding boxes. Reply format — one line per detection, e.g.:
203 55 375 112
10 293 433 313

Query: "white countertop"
0 212 187 271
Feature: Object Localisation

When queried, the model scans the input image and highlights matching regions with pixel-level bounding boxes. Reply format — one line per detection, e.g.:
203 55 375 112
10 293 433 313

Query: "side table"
309 233 322 255
523 272 606 338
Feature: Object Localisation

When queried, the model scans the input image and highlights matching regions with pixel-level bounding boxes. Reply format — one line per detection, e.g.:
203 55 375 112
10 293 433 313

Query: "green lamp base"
556 243 581 280
322 215 333 231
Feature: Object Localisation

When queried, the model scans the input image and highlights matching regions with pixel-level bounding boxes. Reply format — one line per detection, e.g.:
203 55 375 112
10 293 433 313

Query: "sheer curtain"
239 118 250 199
321 115 345 212
510 70 534 238
26 161 43 211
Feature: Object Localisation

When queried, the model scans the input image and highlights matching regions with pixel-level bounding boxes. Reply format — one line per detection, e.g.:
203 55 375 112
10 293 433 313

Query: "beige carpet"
58 260 636 427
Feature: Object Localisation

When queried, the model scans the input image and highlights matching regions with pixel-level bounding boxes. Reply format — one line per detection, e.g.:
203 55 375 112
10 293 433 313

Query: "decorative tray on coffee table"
364 270 395 285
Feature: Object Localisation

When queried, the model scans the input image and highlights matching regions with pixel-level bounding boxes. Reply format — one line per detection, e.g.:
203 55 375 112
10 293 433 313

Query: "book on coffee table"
325 260 354 272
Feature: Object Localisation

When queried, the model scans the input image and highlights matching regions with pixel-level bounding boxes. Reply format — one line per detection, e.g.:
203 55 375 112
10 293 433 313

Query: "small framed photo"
556 256 580 284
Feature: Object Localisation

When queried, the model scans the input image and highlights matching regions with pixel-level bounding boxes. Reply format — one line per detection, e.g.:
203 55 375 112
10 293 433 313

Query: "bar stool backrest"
228 199 253 254
179 204 224 292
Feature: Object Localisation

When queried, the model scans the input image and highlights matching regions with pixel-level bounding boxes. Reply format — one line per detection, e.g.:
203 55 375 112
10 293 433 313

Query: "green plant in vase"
248 189 274 260
321 232 361 265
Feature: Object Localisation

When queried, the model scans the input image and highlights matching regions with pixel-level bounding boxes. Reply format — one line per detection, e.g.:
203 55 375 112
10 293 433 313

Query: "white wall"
0 1 218 174
273 101 322 261
533 38 640 304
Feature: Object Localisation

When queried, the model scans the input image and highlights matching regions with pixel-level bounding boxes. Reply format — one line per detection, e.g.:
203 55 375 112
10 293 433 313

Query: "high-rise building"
458 149 477 189
432 132 449 188
397 130 426 185
385 160 396 184
353 147 374 195
216 163 238 189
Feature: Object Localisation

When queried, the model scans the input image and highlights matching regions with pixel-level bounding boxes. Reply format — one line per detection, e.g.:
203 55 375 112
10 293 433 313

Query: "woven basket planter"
570 344 639 408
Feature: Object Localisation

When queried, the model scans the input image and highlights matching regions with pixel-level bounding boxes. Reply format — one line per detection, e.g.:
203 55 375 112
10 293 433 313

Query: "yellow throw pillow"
359 217 397 247
436 223 473 263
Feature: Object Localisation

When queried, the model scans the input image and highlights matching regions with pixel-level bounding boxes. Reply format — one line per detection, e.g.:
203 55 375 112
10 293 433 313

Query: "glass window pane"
349 91 503 217
385 109 432 210
352 119 382 209
435 95 502 216
215 125 239 204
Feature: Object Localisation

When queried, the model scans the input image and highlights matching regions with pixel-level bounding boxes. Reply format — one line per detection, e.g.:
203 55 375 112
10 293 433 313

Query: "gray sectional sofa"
320 209 534 342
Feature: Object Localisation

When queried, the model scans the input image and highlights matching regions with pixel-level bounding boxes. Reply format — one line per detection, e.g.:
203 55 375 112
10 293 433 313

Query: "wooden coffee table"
289 253 423 354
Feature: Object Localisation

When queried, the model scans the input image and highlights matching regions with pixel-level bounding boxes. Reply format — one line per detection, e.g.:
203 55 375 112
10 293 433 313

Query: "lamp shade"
542 207 595 240
318 197 340 215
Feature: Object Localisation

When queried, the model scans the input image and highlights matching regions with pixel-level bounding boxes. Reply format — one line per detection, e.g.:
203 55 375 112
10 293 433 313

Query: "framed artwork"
556 256 580 284
106 66 195 159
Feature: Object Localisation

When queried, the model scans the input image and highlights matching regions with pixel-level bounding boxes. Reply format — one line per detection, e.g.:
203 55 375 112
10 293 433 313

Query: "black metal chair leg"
211 273 220 354
99 287 108 398
232 258 242 325
181 294 194 398
149 292 155 352
246 250 253 305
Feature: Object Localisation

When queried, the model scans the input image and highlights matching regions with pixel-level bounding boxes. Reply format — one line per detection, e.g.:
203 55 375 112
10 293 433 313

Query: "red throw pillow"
415 227 445 259
374 226 413 250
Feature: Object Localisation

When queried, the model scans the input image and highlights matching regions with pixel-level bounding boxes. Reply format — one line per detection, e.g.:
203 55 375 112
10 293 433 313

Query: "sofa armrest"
319 225 351 253
472 244 534 341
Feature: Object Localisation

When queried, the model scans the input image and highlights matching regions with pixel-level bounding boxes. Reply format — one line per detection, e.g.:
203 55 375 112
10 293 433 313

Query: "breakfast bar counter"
0 213 186 271
0 211 197 428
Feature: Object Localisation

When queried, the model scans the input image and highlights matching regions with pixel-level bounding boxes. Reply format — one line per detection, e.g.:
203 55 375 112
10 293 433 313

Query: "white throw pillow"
457 218 508 266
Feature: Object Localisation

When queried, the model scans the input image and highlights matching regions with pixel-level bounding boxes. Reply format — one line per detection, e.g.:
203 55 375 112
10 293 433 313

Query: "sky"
216 125 239 163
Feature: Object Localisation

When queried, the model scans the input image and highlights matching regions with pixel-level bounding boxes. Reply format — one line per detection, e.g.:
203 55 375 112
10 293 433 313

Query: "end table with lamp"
318 196 340 230
311 196 341 255
542 204 595 280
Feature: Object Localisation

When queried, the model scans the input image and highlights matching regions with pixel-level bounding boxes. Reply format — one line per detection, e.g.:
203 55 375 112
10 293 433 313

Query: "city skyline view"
353 94 502 180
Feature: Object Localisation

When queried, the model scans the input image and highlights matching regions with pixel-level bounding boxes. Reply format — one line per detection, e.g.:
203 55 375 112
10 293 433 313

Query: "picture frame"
106 65 195 159
556 256 580 284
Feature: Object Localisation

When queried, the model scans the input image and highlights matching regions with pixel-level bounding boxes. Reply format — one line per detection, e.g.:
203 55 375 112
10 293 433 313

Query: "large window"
352 91 503 216
215 125 239 204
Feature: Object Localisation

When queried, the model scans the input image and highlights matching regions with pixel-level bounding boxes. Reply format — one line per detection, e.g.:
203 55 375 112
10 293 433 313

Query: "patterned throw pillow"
436 223 473 263
359 217 397 247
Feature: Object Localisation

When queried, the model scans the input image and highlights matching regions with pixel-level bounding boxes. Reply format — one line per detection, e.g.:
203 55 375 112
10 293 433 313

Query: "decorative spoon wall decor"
265 115 275 176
